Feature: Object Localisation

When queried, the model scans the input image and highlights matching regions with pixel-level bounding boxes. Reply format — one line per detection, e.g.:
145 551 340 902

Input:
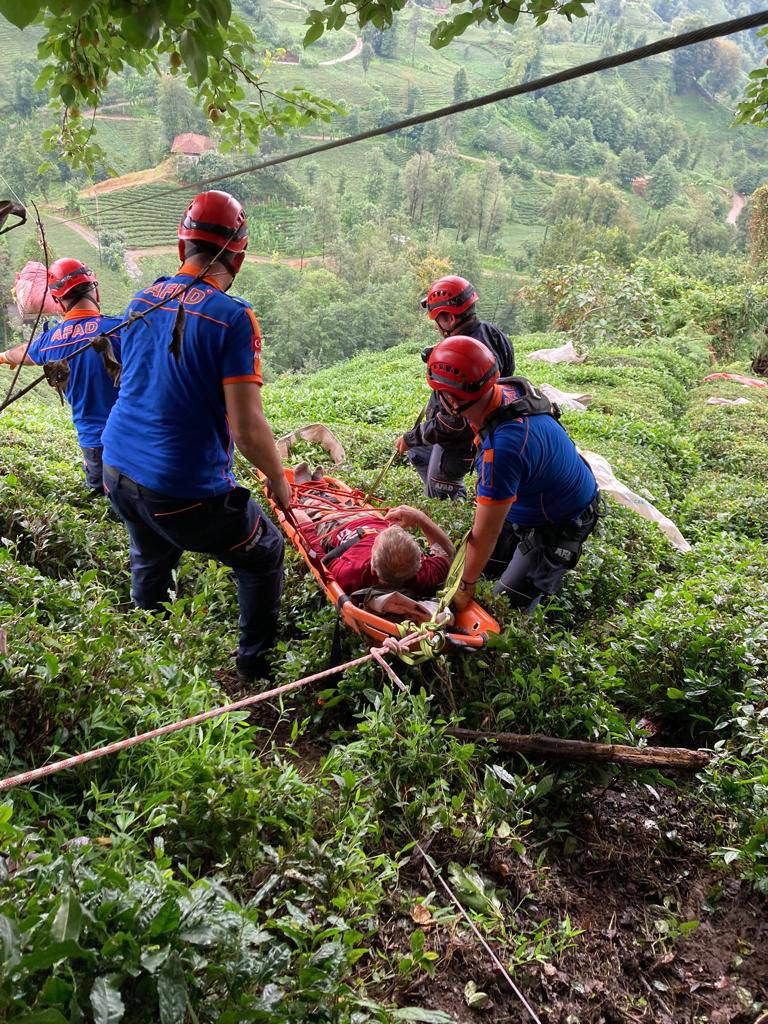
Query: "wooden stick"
445 727 710 771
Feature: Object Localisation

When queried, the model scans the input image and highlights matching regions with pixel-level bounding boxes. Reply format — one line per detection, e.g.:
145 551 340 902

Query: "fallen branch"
445 728 710 771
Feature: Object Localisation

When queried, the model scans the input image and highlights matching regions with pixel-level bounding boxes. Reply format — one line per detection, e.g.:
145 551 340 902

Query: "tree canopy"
0 0 594 167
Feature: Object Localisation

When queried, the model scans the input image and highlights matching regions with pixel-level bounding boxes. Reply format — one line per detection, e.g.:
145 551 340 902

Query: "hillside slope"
1 333 767 1021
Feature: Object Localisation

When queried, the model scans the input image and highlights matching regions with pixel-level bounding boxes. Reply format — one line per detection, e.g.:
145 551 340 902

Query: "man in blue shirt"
397 275 515 501
0 258 121 494
424 336 600 612
102 190 289 682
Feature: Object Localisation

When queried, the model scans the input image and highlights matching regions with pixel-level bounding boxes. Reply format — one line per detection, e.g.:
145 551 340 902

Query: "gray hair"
370 526 422 586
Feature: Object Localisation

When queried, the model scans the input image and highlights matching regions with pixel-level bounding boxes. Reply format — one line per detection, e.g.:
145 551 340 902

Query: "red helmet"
420 275 478 321
48 258 97 301
178 190 249 269
427 336 499 401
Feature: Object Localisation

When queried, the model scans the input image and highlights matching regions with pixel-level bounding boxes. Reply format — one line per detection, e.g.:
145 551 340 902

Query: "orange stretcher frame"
264 467 501 651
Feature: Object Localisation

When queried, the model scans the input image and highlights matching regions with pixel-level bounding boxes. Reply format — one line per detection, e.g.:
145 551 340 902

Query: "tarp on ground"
702 372 768 390
528 340 586 364
581 450 692 554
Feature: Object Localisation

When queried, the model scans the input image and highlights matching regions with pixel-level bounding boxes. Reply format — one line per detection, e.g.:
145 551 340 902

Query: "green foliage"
302 0 595 52
526 253 663 348
0 0 340 170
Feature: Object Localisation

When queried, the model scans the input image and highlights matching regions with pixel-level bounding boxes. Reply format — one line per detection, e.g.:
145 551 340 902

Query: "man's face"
434 311 458 337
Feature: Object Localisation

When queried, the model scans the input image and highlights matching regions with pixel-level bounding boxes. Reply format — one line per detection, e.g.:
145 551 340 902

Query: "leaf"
464 980 490 1009
179 29 209 85
17 941 93 973
0 914 20 966
533 773 555 800
51 892 83 944
148 899 180 938
209 0 231 25
140 945 170 974
410 904 433 926
667 687 686 699
90 977 124 1024
120 9 160 48
157 952 186 1024
303 21 325 47
0 0 41 29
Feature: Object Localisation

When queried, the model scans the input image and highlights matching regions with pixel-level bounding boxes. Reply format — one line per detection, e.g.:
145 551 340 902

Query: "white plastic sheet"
580 449 692 554
528 340 586 364
539 383 593 412
705 397 751 406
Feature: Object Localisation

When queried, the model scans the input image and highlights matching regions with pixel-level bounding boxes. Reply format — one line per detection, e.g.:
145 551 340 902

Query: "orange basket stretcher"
264 467 501 652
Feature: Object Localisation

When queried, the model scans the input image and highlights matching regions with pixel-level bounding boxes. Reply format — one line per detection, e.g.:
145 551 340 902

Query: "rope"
0 227 242 415
415 842 543 1024
50 10 768 229
1 201 51 410
0 634 415 793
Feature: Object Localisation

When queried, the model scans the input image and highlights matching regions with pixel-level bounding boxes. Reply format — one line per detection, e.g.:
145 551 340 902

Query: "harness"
478 377 561 444
322 527 379 565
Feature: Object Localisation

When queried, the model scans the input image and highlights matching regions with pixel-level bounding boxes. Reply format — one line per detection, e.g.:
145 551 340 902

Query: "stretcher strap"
435 530 470 615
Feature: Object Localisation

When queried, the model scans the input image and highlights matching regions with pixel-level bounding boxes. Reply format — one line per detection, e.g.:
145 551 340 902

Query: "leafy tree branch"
0 0 341 170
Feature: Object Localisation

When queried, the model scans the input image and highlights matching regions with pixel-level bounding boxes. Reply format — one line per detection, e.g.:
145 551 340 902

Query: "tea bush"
2 325 768 1016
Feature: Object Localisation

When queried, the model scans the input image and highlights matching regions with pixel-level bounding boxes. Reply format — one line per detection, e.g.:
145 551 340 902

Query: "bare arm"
452 499 513 611
0 344 37 367
386 505 455 560
224 380 291 508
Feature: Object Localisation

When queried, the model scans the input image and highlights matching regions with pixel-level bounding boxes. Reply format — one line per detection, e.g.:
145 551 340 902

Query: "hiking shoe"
235 653 274 686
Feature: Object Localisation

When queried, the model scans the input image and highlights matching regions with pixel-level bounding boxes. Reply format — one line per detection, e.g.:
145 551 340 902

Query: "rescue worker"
0 258 121 495
396 275 515 500
101 190 289 683
423 336 600 613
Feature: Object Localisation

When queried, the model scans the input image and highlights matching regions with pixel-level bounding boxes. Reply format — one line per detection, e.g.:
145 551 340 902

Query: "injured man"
291 468 455 623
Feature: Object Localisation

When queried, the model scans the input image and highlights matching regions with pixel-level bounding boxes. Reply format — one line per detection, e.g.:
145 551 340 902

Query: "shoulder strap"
480 377 561 443
322 527 378 565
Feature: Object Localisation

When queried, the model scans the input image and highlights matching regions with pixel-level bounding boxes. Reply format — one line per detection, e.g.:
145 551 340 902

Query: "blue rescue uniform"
27 307 122 491
102 265 284 672
475 383 600 608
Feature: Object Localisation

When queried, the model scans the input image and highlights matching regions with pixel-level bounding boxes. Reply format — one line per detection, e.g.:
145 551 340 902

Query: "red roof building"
171 133 216 157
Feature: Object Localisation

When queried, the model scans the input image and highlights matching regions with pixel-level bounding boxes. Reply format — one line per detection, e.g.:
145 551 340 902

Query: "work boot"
235 652 274 686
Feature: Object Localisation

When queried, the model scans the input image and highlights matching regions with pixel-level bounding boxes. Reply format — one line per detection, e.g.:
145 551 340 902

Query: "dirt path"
319 33 362 66
79 158 177 198
727 190 746 225
44 211 99 248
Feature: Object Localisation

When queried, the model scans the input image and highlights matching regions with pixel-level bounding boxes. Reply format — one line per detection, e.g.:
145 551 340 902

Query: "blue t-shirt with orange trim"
27 309 122 448
102 267 263 498
476 384 597 526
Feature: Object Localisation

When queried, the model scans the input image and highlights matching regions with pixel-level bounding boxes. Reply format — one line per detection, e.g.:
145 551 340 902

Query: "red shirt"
299 513 449 595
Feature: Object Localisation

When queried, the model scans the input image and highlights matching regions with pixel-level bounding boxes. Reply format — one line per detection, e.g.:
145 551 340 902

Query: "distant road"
727 191 745 225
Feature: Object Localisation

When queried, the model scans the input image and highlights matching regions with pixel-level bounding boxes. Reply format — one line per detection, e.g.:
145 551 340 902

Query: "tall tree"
750 185 768 265
453 67 470 103
646 155 681 211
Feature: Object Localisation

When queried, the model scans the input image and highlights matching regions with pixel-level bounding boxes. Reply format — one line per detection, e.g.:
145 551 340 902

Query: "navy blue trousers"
103 465 284 663
81 445 105 493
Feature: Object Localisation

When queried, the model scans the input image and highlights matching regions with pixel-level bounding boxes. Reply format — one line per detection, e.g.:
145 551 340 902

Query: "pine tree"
646 155 681 211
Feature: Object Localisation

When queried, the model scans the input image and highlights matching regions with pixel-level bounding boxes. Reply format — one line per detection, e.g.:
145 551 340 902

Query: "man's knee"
426 475 466 501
